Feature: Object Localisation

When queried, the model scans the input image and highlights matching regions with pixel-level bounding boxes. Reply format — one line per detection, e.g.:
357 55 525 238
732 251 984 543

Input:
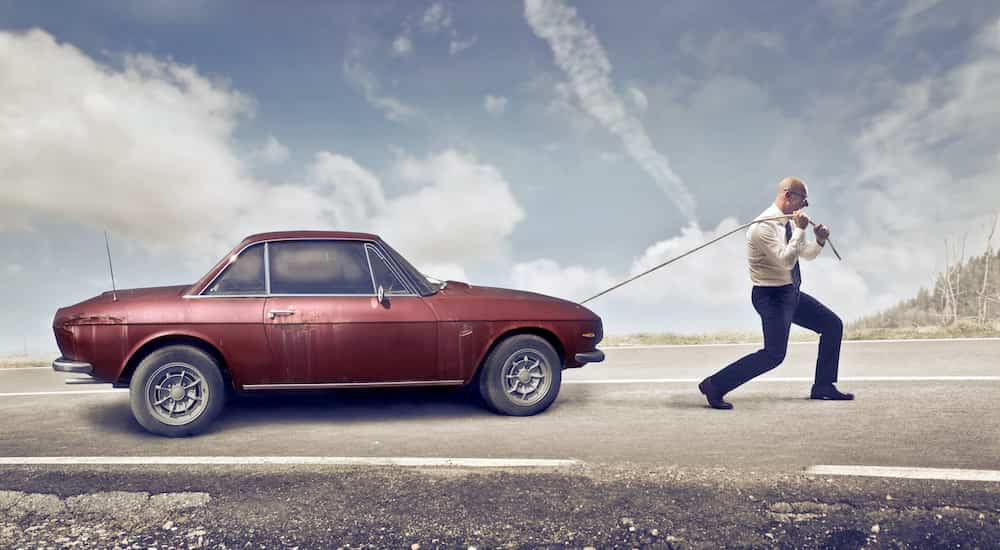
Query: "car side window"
269 240 374 295
366 244 412 295
204 243 265 295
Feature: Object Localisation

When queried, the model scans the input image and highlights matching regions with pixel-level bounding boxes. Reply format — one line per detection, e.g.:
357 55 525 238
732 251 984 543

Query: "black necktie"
785 221 801 288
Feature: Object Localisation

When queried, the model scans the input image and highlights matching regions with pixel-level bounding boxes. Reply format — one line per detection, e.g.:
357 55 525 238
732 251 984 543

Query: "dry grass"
603 323 1000 346
0 354 59 369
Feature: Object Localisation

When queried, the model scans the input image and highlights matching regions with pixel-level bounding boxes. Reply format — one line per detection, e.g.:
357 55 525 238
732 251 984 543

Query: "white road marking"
0 456 579 468
601 337 1000 349
807 465 1000 482
564 376 1000 384
0 389 125 397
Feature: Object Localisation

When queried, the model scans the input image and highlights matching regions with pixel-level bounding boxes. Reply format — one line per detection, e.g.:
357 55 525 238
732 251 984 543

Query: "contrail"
524 0 698 224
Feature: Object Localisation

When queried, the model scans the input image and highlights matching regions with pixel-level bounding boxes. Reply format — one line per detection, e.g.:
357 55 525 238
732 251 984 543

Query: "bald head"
774 176 809 214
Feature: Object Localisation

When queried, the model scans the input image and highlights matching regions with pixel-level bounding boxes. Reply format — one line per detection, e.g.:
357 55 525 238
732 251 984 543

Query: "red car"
52 231 605 436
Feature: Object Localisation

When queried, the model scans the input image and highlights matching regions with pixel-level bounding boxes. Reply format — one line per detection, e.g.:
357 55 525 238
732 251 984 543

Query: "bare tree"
941 233 969 326
942 240 958 325
979 212 999 325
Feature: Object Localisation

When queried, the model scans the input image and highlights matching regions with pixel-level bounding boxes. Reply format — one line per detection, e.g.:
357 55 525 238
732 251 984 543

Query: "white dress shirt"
746 204 824 286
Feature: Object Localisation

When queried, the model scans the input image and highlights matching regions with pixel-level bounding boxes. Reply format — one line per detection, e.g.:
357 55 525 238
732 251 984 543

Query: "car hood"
96 284 191 303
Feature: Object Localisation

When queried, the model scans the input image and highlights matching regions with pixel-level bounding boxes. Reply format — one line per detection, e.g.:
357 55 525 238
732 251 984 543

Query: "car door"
263 239 438 385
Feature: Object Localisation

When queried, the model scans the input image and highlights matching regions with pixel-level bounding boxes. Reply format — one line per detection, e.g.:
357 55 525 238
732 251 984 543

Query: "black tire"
478 334 562 416
129 345 226 437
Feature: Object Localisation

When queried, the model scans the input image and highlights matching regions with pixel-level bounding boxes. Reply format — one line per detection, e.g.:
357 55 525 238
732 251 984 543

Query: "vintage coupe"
52 231 605 436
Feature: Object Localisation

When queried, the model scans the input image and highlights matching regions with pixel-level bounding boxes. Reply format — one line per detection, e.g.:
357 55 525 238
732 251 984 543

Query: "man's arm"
753 222 800 269
799 223 829 261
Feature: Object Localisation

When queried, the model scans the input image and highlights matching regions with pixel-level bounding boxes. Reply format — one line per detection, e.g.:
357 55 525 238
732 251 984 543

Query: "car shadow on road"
83 387 492 435
224 387 489 423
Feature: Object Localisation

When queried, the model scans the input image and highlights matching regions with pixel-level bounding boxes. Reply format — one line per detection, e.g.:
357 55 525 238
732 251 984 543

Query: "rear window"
269 240 374 295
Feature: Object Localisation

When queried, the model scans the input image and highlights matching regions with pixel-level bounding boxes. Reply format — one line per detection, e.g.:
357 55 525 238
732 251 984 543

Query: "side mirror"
377 285 390 307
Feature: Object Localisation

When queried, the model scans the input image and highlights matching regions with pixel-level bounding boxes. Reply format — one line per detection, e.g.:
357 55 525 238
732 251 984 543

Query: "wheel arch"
471 326 565 384
117 333 235 390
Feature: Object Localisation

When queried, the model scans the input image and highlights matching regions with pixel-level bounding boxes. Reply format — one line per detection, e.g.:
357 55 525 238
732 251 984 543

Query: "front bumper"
574 350 605 364
52 357 93 374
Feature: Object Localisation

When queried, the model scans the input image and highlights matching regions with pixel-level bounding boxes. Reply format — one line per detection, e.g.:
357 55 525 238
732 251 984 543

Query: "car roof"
241 230 381 244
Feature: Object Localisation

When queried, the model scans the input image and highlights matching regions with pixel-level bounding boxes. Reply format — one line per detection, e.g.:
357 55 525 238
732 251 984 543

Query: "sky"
2 0 1000 353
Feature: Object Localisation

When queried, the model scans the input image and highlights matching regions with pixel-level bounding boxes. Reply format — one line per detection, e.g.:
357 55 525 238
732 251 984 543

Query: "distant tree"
852 215 1000 330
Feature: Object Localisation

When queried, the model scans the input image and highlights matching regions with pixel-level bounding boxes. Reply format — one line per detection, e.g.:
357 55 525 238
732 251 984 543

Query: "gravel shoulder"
2 464 998 549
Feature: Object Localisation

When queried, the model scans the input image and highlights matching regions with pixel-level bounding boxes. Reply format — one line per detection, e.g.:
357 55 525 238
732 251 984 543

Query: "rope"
579 215 842 305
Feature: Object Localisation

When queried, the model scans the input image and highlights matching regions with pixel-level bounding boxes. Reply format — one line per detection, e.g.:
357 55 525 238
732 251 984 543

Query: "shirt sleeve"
799 236 823 261
752 222 801 269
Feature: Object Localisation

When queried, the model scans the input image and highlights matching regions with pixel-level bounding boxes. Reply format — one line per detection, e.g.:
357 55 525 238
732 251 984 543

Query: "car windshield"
379 241 437 296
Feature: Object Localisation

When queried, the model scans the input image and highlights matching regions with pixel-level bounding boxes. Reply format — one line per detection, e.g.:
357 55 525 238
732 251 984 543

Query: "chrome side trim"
184 293 421 299
52 357 93 374
243 380 465 390
65 377 107 385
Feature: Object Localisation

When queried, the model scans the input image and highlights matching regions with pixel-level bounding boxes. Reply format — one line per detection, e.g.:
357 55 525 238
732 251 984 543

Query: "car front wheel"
129 345 226 437
478 334 562 416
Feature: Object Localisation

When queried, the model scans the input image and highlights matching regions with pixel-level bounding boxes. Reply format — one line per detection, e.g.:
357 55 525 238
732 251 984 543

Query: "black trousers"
709 285 843 395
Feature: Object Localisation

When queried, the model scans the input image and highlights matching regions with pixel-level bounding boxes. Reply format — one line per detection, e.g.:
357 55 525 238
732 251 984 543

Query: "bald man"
698 177 854 409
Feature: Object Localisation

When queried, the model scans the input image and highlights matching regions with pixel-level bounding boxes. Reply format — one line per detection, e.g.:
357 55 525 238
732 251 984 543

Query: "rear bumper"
574 350 605 364
52 357 93 374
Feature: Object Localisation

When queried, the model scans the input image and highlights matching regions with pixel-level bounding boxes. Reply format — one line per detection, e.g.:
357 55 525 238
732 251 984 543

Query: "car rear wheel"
478 334 562 416
129 345 225 437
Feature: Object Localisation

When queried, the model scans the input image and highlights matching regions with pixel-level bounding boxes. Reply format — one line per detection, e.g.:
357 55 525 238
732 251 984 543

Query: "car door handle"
268 309 296 319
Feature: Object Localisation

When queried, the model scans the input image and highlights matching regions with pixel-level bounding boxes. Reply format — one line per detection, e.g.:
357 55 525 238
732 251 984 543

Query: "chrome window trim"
363 244 379 295
364 242 417 296
267 239 375 296
263 242 271 294
192 236 422 298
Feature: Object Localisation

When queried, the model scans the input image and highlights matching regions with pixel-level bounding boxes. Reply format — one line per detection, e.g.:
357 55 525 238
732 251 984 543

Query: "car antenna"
104 230 118 302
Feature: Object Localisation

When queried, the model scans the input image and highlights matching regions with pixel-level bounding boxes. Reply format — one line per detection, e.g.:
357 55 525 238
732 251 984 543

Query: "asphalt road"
1 339 998 471
2 339 999 548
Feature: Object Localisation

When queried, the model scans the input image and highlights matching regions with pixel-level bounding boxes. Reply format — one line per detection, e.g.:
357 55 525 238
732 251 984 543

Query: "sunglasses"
787 190 809 205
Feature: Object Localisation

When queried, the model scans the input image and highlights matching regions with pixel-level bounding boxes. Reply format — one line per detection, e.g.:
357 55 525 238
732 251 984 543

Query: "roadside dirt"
1 464 998 548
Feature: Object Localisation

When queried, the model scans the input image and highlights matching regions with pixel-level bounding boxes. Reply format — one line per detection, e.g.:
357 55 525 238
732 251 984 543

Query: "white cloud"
417 262 467 282
626 86 648 112
253 135 289 164
449 35 478 56
0 29 259 254
893 0 949 37
511 258 615 303
391 34 413 57
343 47 421 122
374 150 526 268
524 0 698 224
484 94 508 116
510 218 878 332
421 2 452 32
679 29 785 68
0 30 521 276
5 264 23 275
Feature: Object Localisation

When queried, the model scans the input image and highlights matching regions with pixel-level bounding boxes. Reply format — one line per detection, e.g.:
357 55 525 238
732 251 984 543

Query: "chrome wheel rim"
144 362 209 426
501 349 551 406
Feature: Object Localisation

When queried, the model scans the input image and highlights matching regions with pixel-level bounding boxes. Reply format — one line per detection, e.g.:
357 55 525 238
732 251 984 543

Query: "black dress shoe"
698 378 733 409
810 384 854 400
